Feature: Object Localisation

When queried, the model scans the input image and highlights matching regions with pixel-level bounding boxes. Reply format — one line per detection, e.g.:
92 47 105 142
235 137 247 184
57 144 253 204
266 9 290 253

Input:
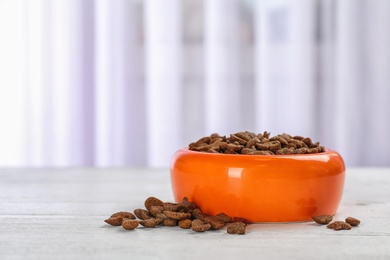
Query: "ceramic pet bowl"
170 148 345 223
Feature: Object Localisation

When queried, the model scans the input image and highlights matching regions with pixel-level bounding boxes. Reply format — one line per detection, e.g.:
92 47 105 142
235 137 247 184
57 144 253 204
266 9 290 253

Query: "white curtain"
0 0 389 168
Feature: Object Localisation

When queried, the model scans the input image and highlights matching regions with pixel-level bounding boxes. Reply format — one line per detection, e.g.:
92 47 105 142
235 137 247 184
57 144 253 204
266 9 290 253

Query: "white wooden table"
1 168 389 259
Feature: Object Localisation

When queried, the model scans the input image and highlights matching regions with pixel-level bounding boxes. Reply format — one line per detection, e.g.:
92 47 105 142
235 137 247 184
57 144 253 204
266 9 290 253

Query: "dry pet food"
189 131 325 155
227 222 246 235
345 217 361 226
327 221 352 230
163 211 191 220
134 209 152 220
191 219 211 232
215 213 233 223
104 216 124 226
163 218 177 227
178 219 192 229
312 215 333 225
149 205 164 217
104 196 246 235
104 211 136 226
144 196 164 211
139 219 159 228
122 219 139 230
313 215 361 231
204 215 225 230
110 211 136 219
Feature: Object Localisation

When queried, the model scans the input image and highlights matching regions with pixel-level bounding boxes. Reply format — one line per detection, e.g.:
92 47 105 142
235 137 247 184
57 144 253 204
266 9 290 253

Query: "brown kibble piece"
163 218 177 226
191 208 205 221
122 219 139 230
180 197 197 212
149 205 164 217
105 211 137 226
178 219 192 229
275 148 294 155
191 219 211 232
222 143 242 154
345 217 360 226
144 197 164 211
215 213 233 223
307 148 320 154
110 211 136 220
204 215 225 230
235 132 252 141
327 221 352 230
270 135 289 145
163 211 191 220
163 202 181 212
312 215 333 225
153 218 164 225
227 222 246 235
289 139 307 148
139 219 159 228
155 213 169 220
230 133 248 145
104 216 123 226
134 209 152 220
293 148 308 154
302 137 313 147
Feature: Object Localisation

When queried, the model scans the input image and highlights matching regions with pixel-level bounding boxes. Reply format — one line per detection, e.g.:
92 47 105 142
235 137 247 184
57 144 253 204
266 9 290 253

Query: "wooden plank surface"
0 168 390 259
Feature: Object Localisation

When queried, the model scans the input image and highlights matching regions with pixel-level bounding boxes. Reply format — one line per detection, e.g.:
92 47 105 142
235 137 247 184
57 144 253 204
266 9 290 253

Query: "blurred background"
0 0 389 168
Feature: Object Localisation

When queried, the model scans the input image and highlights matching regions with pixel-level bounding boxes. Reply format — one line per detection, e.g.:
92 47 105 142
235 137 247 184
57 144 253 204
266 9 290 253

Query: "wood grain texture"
1 168 390 259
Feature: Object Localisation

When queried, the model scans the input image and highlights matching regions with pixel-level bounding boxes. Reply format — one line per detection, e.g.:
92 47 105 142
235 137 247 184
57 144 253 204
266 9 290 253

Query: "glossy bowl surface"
170 148 345 223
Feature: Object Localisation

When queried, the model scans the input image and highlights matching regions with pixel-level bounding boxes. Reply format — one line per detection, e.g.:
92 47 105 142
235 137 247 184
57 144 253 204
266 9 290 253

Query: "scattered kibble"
122 219 139 230
227 222 246 235
148 205 164 217
188 131 325 155
312 215 333 225
104 216 123 226
163 202 181 212
215 213 233 223
104 211 136 226
134 209 152 220
139 219 159 228
110 211 136 220
327 221 352 231
106 199 361 235
191 219 211 232
144 197 164 211
178 219 192 229
162 218 177 227
204 215 225 230
312 214 361 231
345 217 361 226
104 196 247 235
163 211 191 221
191 208 205 221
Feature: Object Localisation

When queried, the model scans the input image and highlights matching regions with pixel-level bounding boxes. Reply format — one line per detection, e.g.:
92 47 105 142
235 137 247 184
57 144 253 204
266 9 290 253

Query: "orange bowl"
170 148 345 223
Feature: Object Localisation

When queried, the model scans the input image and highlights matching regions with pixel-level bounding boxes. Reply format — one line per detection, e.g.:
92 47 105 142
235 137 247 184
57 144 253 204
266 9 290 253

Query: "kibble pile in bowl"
188 131 325 155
